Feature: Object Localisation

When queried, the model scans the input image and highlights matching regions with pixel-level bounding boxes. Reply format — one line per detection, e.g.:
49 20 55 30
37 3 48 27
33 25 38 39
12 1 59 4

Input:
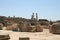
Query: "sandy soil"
0 29 60 40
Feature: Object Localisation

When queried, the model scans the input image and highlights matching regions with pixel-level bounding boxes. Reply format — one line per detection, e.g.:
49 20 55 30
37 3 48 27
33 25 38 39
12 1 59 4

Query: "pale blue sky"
0 0 60 21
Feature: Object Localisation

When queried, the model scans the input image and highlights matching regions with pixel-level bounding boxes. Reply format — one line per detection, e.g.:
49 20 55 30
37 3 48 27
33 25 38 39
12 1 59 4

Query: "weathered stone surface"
0 23 3 30
19 37 30 40
0 26 2 30
36 25 43 32
49 23 60 34
6 23 18 31
0 35 10 40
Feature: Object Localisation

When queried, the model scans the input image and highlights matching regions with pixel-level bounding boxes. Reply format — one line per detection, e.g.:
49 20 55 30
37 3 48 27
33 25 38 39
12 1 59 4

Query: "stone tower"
36 13 38 20
31 13 35 20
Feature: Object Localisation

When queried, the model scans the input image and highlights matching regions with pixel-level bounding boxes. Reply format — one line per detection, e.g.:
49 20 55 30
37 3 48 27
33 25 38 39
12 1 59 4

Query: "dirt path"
0 29 60 40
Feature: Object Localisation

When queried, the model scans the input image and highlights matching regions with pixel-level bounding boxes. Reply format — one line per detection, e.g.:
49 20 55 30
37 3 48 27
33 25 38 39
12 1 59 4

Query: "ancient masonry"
0 13 60 33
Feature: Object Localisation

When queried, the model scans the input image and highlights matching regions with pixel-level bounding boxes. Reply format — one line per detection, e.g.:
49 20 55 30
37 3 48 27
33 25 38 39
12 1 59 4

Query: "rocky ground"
0 29 60 40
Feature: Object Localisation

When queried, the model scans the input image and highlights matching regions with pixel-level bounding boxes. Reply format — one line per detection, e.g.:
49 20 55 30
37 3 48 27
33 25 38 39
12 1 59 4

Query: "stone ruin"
39 19 50 29
19 37 30 40
49 23 60 34
18 20 43 32
0 23 3 30
2 13 60 33
6 23 18 31
0 35 10 40
0 13 45 32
